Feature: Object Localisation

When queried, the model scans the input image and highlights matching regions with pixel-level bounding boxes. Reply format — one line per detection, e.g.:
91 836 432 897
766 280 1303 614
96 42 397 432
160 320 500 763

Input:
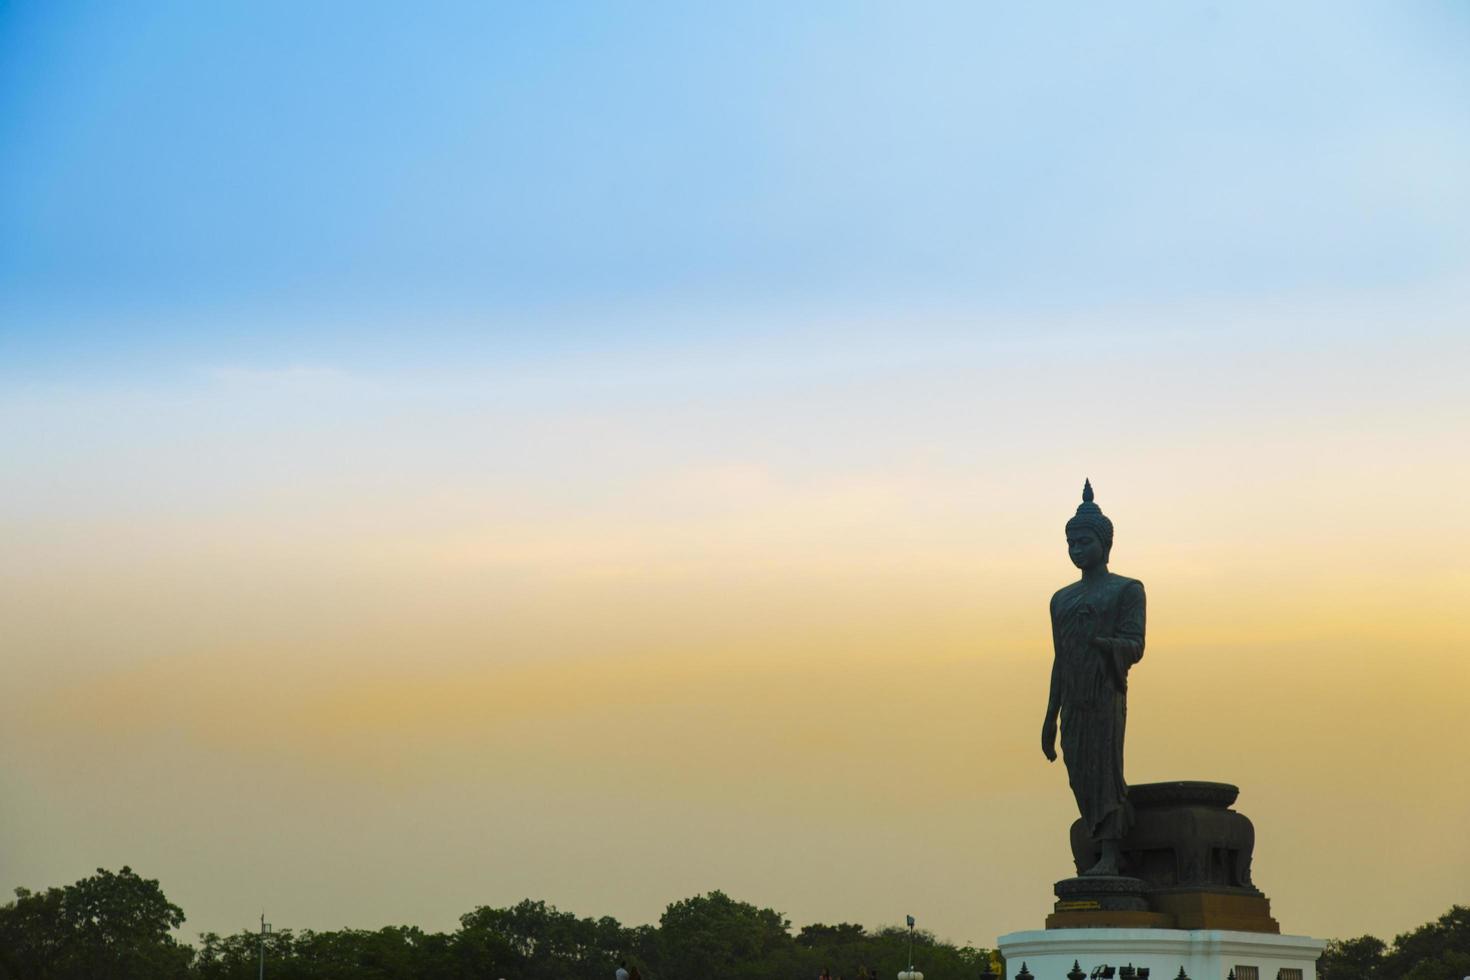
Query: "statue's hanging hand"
1091 635 1128 690
1041 715 1058 762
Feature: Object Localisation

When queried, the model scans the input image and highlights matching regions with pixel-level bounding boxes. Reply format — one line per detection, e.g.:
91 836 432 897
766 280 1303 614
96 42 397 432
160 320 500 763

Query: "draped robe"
1048 573 1146 841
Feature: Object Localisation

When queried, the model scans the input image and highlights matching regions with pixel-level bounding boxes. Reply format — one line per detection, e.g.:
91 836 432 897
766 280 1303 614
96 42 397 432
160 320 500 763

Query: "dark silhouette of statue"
1041 480 1145 876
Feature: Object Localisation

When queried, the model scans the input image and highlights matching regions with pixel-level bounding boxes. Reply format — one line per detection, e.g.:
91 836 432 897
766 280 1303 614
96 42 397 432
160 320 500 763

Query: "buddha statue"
1041 480 1146 877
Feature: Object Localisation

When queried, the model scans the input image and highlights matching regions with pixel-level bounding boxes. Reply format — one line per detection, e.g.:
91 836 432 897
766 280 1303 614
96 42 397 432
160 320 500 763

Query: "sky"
2 0 1469 952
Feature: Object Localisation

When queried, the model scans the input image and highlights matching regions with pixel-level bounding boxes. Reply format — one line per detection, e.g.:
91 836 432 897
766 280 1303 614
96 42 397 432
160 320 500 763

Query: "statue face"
1067 530 1106 570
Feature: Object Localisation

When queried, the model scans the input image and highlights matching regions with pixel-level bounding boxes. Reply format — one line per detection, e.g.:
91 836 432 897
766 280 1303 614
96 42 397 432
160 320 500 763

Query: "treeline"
0 867 990 980
0 867 1464 980
1316 907 1469 980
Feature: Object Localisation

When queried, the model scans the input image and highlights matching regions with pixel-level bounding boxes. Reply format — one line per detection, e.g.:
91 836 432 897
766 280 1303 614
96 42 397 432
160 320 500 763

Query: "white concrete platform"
998 928 1326 980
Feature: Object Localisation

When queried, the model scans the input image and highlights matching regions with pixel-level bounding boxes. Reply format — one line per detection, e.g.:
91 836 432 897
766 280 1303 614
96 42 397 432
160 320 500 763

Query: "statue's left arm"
1093 579 1146 688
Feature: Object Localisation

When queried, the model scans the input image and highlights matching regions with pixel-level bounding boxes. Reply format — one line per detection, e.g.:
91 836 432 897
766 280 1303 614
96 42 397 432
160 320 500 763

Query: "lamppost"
897 915 922 980
258 913 272 980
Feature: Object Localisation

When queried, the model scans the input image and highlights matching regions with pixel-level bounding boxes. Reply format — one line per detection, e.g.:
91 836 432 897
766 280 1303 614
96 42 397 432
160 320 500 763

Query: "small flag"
906 915 915 928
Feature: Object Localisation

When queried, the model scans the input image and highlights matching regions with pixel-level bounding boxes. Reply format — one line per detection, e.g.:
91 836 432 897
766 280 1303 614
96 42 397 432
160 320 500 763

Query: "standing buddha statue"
1041 480 1146 877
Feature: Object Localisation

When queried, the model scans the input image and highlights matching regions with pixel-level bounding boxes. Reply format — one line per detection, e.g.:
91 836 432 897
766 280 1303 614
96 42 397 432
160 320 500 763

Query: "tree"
1319 935 1387 980
457 898 632 980
193 929 298 980
797 923 868 947
658 891 795 980
290 926 450 980
1385 905 1470 980
1318 907 1470 980
0 883 68 980
0 867 192 980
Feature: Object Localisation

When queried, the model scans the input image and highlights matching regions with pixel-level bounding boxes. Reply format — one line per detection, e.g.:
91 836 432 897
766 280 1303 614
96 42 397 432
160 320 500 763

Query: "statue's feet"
1081 842 1121 876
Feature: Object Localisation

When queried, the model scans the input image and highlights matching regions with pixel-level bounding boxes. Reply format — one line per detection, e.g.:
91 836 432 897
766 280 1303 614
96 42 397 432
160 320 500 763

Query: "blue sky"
4 2 1469 372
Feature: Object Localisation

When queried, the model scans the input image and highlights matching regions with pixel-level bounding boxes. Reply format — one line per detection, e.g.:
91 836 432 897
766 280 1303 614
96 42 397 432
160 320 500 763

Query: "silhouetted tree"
1319 935 1387 980
798 922 868 947
658 890 796 980
0 867 192 980
1384 905 1470 980
457 897 633 980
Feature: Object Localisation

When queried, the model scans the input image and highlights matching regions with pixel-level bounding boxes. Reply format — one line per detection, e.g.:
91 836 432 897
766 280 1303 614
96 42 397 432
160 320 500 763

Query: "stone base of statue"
1045 893 1277 932
1047 877 1173 929
999 928 1325 980
1007 777 1313 972
1148 888 1278 933
1052 781 1279 932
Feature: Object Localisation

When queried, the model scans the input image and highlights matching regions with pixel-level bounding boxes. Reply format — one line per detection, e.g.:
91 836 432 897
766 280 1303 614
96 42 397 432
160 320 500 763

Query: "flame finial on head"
1066 478 1113 545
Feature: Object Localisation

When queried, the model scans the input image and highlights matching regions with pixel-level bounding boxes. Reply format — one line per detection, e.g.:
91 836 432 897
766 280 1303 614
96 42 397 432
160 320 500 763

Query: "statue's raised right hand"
1041 716 1058 762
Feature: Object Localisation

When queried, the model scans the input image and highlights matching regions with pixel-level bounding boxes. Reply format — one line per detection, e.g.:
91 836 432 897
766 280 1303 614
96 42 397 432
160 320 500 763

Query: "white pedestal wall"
998 929 1325 980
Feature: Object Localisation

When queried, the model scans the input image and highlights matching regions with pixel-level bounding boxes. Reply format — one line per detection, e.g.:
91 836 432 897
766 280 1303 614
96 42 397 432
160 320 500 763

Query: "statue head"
1065 479 1113 568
